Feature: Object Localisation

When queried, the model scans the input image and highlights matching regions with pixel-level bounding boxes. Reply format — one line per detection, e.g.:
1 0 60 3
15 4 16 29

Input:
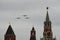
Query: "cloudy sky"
0 0 60 40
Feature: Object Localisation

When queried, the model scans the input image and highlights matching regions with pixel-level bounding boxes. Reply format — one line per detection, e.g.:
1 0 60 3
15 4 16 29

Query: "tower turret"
43 7 53 40
30 27 36 40
44 7 52 32
4 24 16 40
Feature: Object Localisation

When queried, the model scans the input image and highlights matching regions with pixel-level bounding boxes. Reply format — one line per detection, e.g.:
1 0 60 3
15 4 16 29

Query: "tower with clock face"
40 7 56 40
30 27 36 40
43 7 53 40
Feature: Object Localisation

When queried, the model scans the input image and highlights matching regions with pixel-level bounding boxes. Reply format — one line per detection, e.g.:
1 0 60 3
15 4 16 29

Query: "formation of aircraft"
16 15 29 20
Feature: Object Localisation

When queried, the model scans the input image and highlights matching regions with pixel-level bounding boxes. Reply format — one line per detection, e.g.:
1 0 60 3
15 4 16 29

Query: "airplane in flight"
23 15 27 17
25 17 29 19
16 17 21 19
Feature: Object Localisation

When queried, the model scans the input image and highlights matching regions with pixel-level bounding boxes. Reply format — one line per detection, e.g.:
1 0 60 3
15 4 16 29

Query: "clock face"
47 32 50 36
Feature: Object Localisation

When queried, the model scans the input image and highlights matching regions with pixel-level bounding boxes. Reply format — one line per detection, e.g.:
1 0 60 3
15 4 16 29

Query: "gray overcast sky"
0 0 60 40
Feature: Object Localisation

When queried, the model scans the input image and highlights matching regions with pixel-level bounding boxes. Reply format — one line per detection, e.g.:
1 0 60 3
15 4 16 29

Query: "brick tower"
30 27 36 40
4 24 16 40
40 7 56 40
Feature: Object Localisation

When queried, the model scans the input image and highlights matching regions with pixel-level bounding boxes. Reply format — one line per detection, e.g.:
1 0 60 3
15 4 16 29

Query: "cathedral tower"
30 27 36 40
40 7 56 40
4 24 16 40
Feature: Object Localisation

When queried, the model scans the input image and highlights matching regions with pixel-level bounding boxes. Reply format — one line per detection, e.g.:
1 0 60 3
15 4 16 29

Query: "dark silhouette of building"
40 7 56 40
4 7 56 40
4 24 16 40
30 27 36 40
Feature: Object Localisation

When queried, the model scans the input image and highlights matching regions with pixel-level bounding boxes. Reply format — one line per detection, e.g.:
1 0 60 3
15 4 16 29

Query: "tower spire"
5 24 15 35
30 27 36 40
46 7 50 21
40 7 56 40
32 27 35 31
5 24 16 40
